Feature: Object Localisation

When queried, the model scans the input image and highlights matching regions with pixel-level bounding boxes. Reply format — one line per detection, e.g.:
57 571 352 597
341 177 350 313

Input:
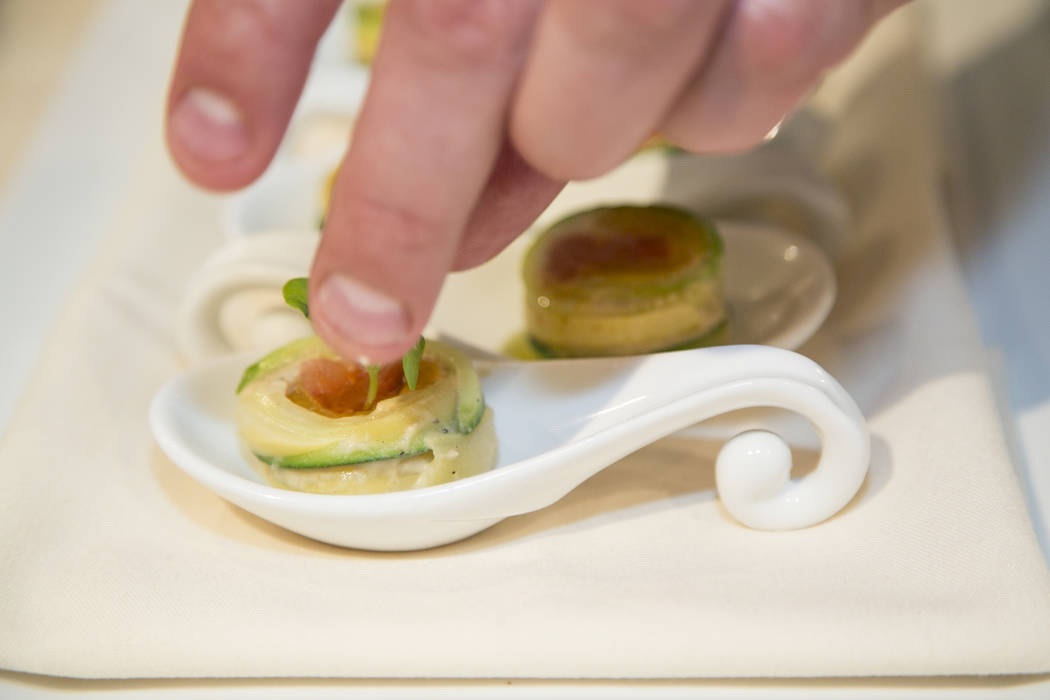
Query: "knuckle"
189 0 312 67
400 0 534 64
202 0 282 50
562 0 697 57
613 0 700 34
343 191 450 256
740 0 858 83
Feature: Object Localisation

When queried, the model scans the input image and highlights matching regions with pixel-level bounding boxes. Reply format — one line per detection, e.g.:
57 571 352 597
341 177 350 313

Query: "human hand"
167 0 904 364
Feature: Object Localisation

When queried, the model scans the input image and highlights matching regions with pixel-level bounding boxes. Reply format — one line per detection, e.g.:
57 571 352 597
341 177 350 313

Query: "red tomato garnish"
290 358 404 416
545 230 671 284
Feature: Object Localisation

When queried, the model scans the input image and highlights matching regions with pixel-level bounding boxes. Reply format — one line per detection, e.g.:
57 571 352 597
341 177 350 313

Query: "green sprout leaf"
364 364 379 409
402 337 425 390
282 277 310 319
236 361 261 394
261 278 428 404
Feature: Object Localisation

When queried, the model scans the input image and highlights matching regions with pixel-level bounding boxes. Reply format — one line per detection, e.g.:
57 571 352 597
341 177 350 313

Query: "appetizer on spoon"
235 279 495 495
152 280 868 551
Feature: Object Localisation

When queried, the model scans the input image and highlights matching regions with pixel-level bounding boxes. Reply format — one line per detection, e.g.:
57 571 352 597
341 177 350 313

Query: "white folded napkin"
1 7 1049 680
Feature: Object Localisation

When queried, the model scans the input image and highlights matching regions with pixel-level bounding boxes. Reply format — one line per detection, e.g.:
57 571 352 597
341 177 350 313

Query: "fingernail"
170 88 248 161
316 274 411 348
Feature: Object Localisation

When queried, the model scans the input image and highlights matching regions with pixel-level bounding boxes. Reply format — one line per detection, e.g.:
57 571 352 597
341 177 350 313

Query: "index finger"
310 0 542 364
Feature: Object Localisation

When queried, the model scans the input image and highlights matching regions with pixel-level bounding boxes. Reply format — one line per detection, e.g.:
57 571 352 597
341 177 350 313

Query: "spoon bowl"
151 345 869 551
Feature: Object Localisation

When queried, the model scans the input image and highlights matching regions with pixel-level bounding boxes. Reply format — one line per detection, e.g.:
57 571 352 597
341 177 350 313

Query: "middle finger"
510 0 731 180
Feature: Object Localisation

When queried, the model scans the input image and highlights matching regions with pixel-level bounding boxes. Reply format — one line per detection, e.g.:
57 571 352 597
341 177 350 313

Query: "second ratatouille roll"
523 205 726 357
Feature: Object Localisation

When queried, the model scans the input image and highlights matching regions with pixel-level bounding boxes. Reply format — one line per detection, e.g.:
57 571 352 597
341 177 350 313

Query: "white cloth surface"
1 7 1050 681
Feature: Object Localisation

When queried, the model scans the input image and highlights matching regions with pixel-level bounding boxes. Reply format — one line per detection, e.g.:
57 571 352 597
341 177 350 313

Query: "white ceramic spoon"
150 345 869 551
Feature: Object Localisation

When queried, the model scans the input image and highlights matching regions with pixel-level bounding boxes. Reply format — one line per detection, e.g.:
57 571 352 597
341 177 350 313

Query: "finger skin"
661 0 908 152
510 0 730 181
451 141 565 272
166 0 340 191
310 0 542 364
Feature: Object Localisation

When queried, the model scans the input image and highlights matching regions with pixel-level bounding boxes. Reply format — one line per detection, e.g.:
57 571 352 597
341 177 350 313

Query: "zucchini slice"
523 205 726 357
351 1 385 66
235 336 494 494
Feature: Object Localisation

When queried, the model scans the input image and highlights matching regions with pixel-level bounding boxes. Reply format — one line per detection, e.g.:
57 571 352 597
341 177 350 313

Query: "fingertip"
310 270 418 366
165 0 341 191
661 119 779 155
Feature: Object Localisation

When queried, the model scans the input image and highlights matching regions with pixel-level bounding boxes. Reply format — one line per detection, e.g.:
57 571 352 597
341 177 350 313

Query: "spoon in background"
150 344 869 551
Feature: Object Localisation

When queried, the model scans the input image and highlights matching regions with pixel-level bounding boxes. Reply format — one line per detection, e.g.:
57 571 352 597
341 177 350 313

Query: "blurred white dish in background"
177 231 318 362
280 63 367 162
646 108 853 260
151 345 869 551
223 159 338 240
661 148 852 262
721 220 837 350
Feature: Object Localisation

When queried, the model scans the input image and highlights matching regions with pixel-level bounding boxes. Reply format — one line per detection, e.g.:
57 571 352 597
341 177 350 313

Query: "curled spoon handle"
459 346 869 529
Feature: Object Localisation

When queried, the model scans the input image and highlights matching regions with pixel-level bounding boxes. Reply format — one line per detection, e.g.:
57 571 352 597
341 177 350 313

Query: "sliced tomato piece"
288 358 404 417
